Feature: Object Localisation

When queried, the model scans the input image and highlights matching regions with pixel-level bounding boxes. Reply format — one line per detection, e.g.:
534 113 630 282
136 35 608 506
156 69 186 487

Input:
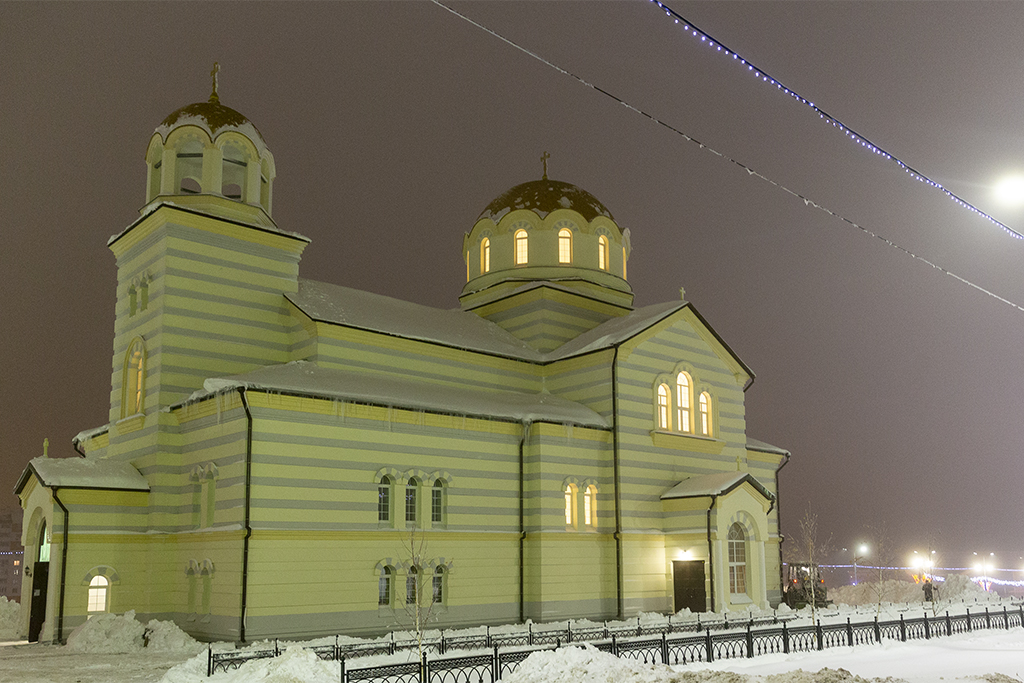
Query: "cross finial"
210 62 220 103
541 151 550 180
679 286 686 301
43 438 49 458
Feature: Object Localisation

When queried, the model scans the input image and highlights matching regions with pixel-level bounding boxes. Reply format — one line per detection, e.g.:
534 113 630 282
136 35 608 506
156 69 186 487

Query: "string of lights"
647 0 1023 241
429 0 1024 316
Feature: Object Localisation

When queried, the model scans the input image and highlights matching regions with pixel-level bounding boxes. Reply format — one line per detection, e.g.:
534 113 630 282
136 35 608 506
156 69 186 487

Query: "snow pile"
161 645 339 683
830 575 991 607
503 644 911 683
0 596 19 639
65 611 204 654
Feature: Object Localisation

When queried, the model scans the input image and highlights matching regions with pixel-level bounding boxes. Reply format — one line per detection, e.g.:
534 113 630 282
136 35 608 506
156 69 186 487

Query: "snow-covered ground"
0 577 1019 683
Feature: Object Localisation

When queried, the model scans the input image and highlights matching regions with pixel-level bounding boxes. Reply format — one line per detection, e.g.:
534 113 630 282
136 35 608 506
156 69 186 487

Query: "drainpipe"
237 388 254 643
706 495 717 613
774 452 791 604
52 488 70 644
518 421 528 623
611 347 624 620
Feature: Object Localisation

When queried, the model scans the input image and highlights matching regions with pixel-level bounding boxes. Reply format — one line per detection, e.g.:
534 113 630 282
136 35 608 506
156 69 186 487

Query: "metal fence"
207 604 1024 679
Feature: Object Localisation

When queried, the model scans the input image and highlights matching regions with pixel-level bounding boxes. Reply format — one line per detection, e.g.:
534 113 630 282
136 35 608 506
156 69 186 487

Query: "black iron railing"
207 604 1024 679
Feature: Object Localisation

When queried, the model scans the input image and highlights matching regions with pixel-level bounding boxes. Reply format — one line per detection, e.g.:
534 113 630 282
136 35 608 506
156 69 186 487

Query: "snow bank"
0 596 19 639
64 611 204 654
503 643 911 683
830 575 992 607
161 645 339 683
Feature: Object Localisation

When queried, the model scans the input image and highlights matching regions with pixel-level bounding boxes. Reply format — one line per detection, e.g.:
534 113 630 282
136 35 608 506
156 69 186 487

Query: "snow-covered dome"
478 179 614 223
141 64 276 220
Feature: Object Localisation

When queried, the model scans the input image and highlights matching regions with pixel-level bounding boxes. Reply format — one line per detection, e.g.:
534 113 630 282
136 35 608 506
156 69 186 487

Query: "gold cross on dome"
210 62 221 102
541 151 550 180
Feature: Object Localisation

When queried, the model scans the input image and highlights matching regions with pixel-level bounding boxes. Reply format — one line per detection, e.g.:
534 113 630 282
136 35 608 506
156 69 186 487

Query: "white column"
202 146 223 195
756 540 767 607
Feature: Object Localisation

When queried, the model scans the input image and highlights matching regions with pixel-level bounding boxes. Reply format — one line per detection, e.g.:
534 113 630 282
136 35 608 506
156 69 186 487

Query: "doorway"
28 521 51 642
672 560 706 613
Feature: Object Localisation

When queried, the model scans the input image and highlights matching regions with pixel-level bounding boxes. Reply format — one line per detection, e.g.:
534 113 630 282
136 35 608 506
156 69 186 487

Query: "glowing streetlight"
994 175 1024 207
853 544 868 585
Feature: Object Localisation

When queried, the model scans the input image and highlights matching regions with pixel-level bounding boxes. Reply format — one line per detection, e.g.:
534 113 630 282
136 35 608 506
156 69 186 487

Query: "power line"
648 0 1023 241
429 0 1024 316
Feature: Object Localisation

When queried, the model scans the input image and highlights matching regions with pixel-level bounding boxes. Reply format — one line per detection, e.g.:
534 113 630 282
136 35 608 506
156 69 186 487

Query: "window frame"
405 478 418 525
378 566 393 607
406 566 419 605
657 384 671 430
480 237 490 274
88 575 109 614
558 228 573 264
676 372 692 433
431 479 445 525
514 229 529 266
728 523 747 595
597 235 609 270
699 392 712 436
378 476 392 524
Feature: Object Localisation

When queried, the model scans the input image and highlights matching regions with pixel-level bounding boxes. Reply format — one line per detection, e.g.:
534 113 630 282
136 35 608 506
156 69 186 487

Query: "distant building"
14 79 789 643
0 508 24 601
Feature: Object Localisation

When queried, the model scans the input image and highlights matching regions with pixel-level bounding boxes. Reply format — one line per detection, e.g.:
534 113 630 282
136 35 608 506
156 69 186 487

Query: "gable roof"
15 457 150 495
660 471 773 501
197 360 610 428
287 279 732 368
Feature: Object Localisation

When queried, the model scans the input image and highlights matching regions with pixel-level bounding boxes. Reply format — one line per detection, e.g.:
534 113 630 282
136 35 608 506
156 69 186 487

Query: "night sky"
3 1 1023 572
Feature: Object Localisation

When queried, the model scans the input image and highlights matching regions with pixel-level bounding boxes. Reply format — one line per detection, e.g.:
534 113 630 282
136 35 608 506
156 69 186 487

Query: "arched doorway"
28 521 50 642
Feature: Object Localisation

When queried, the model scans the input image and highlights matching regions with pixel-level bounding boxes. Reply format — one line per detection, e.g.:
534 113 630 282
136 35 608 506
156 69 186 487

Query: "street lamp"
853 544 868 585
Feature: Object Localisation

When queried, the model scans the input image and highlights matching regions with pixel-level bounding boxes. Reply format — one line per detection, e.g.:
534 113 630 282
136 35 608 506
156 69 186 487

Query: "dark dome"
156 100 268 151
479 179 614 223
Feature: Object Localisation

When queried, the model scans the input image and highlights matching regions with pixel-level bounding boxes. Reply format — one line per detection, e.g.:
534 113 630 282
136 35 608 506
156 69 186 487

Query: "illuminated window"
122 339 146 418
432 566 445 604
622 246 627 279
558 228 573 264
598 235 609 270
514 229 529 265
406 478 418 524
406 566 419 605
728 524 747 595
480 238 490 274
38 522 50 563
88 576 109 613
676 372 692 433
378 566 392 606
584 485 596 527
378 476 392 523
699 392 711 436
431 479 445 524
657 384 670 430
564 484 577 527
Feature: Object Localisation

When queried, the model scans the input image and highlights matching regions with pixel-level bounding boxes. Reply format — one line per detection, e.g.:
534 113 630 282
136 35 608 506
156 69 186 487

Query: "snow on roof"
72 425 110 446
198 361 610 428
16 457 150 494
745 437 790 456
660 471 772 501
288 280 545 361
108 202 309 247
289 279 689 363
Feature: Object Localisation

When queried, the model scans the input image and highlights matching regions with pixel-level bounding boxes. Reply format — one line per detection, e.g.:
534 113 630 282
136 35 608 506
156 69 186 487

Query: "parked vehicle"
784 562 831 608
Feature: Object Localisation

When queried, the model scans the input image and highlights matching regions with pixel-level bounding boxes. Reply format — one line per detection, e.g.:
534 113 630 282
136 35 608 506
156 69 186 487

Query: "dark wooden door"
672 560 706 613
28 562 49 642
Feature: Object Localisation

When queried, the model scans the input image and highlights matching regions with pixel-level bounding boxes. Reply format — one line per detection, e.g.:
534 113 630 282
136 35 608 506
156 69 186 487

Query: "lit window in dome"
699 392 712 436
598 235 609 270
515 230 529 266
481 238 490 274
558 229 572 264
622 247 627 279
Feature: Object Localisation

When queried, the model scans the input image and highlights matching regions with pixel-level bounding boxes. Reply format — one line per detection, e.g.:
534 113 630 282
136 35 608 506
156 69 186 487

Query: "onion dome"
155 99 269 158
478 179 614 223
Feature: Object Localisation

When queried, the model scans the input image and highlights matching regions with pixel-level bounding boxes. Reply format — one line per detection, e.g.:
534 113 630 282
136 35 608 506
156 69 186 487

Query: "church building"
15 78 790 643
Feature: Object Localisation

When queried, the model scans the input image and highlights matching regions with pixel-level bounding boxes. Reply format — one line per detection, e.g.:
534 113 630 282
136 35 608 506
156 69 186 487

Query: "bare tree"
863 522 900 617
785 505 834 623
397 523 440 661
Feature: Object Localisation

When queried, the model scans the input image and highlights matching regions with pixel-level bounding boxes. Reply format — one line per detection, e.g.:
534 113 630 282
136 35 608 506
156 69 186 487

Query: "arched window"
558 228 573 264
378 566 393 607
38 522 50 563
699 392 712 436
432 566 445 604
657 384 671 430
179 177 202 194
514 229 529 266
584 485 596 527
406 566 419 605
221 143 248 200
122 339 145 418
676 372 692 433
480 238 491 274
378 476 392 523
728 523 747 595
88 576 109 613
431 479 446 525
564 484 577 528
598 235 609 270
622 246 627 279
406 478 418 524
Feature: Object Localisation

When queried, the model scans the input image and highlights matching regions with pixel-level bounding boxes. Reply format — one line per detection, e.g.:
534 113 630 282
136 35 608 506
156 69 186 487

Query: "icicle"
387 406 393 432
418 410 425 426
564 422 574 443
340 400 346 423
215 392 223 426
461 415 466 430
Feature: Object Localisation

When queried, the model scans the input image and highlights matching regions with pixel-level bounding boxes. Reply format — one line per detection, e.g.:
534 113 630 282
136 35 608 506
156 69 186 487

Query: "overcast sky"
2 1 1023 571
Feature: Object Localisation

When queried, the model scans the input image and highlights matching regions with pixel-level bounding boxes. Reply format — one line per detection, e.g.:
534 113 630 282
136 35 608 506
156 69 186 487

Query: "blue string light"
649 0 1024 241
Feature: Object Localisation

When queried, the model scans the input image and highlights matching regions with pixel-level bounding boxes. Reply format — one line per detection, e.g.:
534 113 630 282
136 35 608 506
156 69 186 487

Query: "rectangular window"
729 565 746 594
